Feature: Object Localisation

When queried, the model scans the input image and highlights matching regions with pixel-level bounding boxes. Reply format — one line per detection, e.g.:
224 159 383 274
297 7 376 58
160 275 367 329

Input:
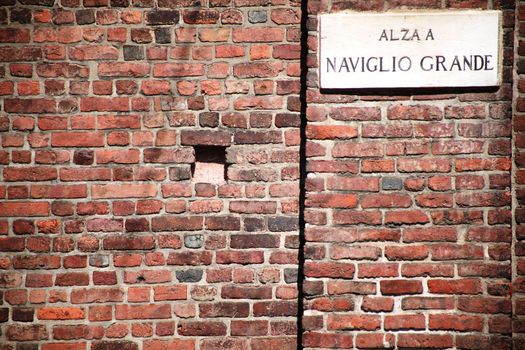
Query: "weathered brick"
233 28 284 42
153 63 204 77
145 10 179 25
0 1 517 347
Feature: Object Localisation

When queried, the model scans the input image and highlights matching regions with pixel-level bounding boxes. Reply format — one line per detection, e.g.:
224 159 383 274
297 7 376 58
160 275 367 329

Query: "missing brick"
192 146 228 184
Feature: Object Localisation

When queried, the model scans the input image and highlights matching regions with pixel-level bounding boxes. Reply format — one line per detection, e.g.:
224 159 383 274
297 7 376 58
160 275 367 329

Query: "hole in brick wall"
192 146 228 185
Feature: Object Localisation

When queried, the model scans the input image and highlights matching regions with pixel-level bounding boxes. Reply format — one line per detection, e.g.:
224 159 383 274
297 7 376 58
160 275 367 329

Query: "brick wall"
0 0 522 349
0 0 300 348
304 1 515 349
515 1 525 349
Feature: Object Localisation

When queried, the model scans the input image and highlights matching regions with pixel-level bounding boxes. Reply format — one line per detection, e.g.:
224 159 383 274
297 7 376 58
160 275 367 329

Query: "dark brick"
110 0 129 6
73 150 94 165
231 234 279 249
92 341 138 350
169 166 192 180
10 9 32 24
125 218 149 232
76 9 95 25
13 219 34 234
155 28 171 43
275 113 301 127
199 112 219 128
124 45 144 61
244 217 265 232
176 269 203 282
518 60 525 75
304 280 324 296
248 10 267 23
158 0 202 6
12 308 34 322
183 10 219 24
268 216 299 232
16 345 38 350
284 268 298 283
0 9 6 24
133 0 154 6
146 10 180 25
382 177 403 190
0 308 8 322
19 0 55 5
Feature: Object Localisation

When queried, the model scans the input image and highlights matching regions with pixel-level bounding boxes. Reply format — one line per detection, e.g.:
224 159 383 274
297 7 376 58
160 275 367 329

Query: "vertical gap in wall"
512 0 520 342
297 0 309 347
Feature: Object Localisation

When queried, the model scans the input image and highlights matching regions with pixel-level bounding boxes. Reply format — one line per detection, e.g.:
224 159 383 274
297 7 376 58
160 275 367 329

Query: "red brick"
37 307 85 320
6 324 48 341
332 142 383 158
98 62 150 78
4 167 57 181
429 314 484 331
355 334 395 349
397 334 453 349
56 272 89 286
153 63 204 77
216 251 264 264
116 304 171 320
178 321 226 336
233 28 284 42
361 297 394 312
222 285 272 299
398 158 451 172
385 314 425 330
402 263 455 278
0 47 42 62
327 314 380 331
304 262 355 278
80 97 129 112
272 7 301 23
69 45 119 60
306 193 358 208
42 342 87 350
143 148 195 163
388 105 442 120
103 235 155 250
153 286 187 301
428 278 482 294
0 28 30 43
233 62 283 78
51 132 104 147
402 297 455 310
152 216 203 231
31 185 87 199
251 338 296 350
385 210 429 225
167 251 212 265
303 332 353 348
306 125 358 140
92 184 157 199
199 302 249 318
381 280 423 295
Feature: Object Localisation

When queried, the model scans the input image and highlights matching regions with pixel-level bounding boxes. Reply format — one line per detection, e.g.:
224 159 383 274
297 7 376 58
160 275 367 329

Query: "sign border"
318 10 503 90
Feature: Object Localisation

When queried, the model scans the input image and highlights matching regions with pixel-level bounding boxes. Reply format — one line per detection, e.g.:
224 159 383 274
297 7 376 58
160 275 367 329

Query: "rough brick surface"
515 2 525 349
0 0 521 348
304 1 515 349
0 0 299 348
